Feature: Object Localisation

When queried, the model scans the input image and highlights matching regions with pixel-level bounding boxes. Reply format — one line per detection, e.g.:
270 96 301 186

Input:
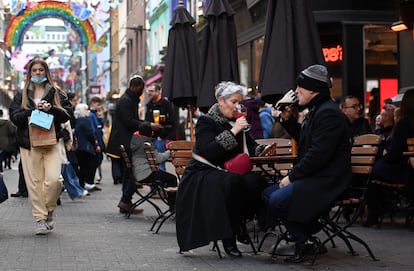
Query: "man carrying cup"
145 83 175 171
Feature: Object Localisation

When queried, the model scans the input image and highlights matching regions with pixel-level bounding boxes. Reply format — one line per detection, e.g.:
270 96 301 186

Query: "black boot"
236 223 250 245
222 237 242 258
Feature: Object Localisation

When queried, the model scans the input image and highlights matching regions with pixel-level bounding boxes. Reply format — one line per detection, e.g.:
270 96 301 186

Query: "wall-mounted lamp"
391 20 409 32
124 25 150 32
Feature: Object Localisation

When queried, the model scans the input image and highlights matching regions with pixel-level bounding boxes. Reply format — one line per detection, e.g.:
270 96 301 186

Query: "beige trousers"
20 145 63 222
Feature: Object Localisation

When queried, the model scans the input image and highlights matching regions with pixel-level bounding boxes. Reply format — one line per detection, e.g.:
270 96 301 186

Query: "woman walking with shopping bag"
9 58 72 235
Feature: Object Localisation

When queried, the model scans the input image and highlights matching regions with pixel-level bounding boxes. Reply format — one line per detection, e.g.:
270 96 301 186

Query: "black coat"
145 98 175 140
106 89 150 157
175 104 267 251
372 118 414 183
282 96 352 224
9 86 72 150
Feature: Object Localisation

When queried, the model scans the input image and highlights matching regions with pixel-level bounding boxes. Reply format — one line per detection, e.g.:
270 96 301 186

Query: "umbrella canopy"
259 0 325 103
162 4 199 108
197 0 239 110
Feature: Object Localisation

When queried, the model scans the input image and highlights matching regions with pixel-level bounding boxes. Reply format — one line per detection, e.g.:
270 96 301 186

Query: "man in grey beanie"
262 64 352 262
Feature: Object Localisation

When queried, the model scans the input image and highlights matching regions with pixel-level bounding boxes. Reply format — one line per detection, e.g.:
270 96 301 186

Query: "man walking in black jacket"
106 75 161 214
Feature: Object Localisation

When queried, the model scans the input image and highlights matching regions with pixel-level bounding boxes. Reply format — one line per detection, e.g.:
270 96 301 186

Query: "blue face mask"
31 75 47 84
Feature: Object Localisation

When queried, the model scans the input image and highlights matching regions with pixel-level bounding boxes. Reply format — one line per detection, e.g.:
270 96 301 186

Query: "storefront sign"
323 45 343 62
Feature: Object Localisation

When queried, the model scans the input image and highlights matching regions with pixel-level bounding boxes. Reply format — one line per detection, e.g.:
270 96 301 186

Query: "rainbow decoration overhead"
4 1 96 48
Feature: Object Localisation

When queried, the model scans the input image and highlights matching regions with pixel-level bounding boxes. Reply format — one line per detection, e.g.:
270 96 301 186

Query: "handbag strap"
192 152 226 171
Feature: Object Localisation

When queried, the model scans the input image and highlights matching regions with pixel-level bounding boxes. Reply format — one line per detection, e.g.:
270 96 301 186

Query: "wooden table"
250 155 298 182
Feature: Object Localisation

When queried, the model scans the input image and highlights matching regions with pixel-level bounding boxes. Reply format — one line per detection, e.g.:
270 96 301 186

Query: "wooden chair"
141 142 180 233
310 134 381 265
119 144 165 219
167 140 194 181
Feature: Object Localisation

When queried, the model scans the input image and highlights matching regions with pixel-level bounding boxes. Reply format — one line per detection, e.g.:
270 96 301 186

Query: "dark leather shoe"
118 201 144 214
119 208 144 214
284 242 308 263
222 238 242 258
236 224 250 245
11 192 23 197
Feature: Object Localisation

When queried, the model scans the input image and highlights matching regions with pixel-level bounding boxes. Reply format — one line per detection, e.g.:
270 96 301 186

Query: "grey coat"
130 134 170 181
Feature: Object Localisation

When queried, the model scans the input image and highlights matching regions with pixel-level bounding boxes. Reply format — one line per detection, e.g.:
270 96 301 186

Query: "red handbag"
224 153 252 175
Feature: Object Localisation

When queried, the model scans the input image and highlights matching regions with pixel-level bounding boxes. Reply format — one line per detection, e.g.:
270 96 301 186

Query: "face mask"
31 75 47 84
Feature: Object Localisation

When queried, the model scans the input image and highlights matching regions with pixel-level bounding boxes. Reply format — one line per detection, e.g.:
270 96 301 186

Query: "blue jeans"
61 163 85 199
262 183 308 243
154 138 166 171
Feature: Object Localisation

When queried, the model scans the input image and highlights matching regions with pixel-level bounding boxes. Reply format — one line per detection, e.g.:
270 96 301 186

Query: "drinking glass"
233 104 251 132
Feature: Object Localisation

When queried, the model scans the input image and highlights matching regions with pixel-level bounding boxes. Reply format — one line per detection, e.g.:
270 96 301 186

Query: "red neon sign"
323 45 343 62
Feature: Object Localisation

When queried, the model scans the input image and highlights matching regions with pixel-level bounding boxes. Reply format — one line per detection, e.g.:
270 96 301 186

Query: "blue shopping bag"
29 109 54 130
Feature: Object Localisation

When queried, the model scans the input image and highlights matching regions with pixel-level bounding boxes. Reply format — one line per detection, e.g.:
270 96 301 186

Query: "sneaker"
35 220 50 235
84 183 96 191
47 212 55 230
80 190 89 197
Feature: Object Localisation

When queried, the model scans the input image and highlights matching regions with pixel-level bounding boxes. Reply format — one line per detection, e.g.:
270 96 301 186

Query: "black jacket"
106 88 151 157
145 98 175 140
282 95 352 223
9 86 72 150
175 104 266 251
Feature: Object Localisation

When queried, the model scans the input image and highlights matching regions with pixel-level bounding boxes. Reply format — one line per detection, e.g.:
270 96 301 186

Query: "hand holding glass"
153 110 160 124
233 104 251 132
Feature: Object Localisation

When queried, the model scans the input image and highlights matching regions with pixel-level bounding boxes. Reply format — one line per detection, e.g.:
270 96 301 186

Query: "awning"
145 71 163 86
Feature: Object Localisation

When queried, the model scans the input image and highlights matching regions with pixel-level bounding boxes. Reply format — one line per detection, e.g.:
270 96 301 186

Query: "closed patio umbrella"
197 0 239 111
259 0 325 103
162 2 199 108
162 2 199 141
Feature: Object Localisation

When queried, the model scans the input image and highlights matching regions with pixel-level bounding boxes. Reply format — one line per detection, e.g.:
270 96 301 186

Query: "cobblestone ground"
1 159 413 271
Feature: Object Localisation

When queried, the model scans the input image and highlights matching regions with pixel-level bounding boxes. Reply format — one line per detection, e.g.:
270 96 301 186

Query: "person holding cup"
144 83 175 171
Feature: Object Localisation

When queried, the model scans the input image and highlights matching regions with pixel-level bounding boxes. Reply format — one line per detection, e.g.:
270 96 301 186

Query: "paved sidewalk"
1 159 413 271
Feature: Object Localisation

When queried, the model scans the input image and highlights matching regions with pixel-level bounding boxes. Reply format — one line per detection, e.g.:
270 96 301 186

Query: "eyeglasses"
343 104 362 110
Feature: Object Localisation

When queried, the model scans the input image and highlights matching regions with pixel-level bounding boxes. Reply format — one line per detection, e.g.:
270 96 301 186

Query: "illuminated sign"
323 45 343 62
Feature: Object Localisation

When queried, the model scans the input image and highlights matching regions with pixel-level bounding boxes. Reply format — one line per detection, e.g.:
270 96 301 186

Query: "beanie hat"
296 64 332 93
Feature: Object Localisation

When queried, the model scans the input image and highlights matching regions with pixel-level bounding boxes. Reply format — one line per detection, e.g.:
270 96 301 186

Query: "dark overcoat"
282 96 352 224
175 104 266 252
106 89 150 157
372 118 414 183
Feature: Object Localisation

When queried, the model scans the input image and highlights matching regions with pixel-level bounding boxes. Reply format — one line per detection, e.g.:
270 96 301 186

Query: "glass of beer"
153 110 160 124
159 114 166 124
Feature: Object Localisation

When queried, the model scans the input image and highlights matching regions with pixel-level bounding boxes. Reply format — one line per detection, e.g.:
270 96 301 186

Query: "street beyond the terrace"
0 159 413 271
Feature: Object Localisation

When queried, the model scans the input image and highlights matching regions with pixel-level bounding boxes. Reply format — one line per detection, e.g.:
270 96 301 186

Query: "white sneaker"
84 183 96 191
80 190 89 197
35 220 50 235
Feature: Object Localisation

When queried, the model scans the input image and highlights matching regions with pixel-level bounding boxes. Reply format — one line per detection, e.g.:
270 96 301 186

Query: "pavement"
1 158 414 271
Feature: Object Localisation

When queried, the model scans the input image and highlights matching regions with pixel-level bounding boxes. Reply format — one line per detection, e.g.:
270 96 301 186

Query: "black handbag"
0 174 8 203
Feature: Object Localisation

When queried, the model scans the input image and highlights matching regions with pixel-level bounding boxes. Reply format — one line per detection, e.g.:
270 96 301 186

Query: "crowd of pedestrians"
1 60 413 267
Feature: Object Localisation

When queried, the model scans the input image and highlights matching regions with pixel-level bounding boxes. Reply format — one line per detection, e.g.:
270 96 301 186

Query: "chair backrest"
120 145 132 169
143 142 160 173
167 140 194 180
351 134 381 175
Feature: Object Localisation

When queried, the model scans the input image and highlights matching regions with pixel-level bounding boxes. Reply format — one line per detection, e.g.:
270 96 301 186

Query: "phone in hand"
259 142 277 157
